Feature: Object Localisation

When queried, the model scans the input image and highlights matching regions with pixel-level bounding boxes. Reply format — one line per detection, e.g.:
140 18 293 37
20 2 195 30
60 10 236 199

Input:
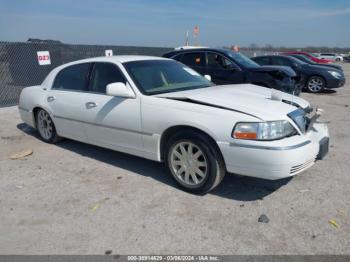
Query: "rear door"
47 62 92 142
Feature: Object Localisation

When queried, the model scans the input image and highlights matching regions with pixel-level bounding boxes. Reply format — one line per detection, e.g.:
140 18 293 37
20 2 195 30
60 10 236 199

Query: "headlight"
328 71 342 79
233 121 296 140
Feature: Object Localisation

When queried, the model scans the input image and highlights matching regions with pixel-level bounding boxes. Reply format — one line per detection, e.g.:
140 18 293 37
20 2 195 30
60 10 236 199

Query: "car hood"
250 65 297 77
303 64 343 74
305 63 342 71
156 84 310 121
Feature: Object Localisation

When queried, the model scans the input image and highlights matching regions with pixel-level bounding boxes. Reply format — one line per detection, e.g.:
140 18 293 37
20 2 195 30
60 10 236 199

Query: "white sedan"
19 56 329 193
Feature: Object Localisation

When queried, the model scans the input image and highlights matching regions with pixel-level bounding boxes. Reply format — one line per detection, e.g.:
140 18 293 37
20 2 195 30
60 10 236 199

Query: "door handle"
47 96 56 102
85 102 97 108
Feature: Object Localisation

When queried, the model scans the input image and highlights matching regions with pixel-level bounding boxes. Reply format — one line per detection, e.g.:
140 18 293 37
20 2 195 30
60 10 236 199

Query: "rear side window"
253 57 270 65
90 63 126 94
52 63 91 91
271 57 293 67
180 52 205 67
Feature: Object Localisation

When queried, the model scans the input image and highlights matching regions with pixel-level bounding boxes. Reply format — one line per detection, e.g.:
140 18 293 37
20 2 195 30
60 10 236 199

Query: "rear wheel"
36 109 60 143
306 76 325 93
165 131 225 194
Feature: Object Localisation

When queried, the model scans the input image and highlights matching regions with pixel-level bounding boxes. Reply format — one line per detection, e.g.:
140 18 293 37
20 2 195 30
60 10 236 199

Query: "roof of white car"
67 55 169 64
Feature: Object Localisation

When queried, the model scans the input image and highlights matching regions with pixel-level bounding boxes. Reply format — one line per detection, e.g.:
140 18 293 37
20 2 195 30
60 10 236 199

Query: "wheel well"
32 107 42 128
160 126 225 166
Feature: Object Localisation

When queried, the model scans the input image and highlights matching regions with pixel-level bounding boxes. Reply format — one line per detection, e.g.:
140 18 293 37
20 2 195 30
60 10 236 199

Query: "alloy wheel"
307 77 324 93
170 141 208 186
37 110 54 140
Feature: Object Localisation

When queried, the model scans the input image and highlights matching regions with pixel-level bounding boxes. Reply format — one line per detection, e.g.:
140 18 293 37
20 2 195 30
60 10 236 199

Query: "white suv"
318 53 343 62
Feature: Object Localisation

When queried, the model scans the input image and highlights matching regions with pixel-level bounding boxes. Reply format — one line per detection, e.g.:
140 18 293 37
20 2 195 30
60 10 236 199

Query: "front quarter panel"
140 95 259 161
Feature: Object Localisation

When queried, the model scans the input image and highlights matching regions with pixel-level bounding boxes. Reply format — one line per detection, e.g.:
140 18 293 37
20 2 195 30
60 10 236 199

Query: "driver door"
204 52 244 85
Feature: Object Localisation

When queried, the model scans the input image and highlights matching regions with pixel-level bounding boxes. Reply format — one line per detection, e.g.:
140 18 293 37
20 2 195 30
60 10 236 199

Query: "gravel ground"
0 64 349 255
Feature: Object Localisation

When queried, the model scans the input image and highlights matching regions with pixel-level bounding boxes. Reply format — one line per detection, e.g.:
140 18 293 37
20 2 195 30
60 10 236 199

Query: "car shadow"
17 123 292 201
304 89 337 95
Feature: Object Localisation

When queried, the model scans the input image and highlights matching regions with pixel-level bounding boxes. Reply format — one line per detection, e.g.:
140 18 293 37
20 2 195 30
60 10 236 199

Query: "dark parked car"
252 55 345 93
286 54 343 71
283 51 333 64
342 55 350 63
163 48 300 95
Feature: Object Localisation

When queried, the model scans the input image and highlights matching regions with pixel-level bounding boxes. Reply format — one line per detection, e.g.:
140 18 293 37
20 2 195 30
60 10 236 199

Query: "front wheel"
306 76 325 93
165 132 226 194
36 109 61 143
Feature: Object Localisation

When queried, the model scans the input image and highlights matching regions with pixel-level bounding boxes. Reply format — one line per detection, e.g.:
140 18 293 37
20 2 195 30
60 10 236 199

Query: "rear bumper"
218 123 329 180
18 106 35 128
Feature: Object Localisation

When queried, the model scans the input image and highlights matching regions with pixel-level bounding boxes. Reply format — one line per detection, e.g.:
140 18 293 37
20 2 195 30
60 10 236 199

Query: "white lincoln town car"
19 56 329 193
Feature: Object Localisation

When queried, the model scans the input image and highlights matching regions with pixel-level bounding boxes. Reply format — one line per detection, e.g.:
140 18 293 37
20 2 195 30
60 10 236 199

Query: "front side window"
90 63 126 94
52 63 91 91
123 60 213 95
180 52 205 67
206 52 233 69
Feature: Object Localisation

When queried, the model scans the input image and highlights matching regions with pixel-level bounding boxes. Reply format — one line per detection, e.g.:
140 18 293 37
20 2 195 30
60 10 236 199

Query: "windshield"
288 56 307 65
297 55 316 64
123 60 214 95
226 51 260 68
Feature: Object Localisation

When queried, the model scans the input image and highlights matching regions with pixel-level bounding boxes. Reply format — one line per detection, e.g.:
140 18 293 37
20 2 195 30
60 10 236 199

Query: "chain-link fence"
0 41 172 107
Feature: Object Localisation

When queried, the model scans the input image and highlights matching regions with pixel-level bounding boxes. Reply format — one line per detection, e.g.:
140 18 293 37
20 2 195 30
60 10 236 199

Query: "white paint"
18 55 329 184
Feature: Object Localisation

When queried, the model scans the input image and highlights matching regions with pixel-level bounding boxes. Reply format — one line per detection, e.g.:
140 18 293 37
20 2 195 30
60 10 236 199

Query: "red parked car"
283 52 334 64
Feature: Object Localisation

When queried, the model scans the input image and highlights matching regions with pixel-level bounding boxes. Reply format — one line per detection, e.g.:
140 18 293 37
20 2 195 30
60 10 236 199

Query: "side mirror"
106 82 135 98
204 75 212 81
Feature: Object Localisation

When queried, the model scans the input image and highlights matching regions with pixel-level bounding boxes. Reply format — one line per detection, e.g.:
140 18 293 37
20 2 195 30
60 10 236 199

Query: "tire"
165 131 226 194
306 76 325 93
335 58 341 62
35 109 61 143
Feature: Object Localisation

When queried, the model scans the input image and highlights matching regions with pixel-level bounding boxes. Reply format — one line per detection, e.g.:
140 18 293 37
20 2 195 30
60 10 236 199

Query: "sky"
0 0 349 47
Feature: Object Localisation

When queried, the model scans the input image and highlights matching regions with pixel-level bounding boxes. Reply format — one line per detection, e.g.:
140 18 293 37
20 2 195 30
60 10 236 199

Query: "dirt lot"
0 64 349 255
